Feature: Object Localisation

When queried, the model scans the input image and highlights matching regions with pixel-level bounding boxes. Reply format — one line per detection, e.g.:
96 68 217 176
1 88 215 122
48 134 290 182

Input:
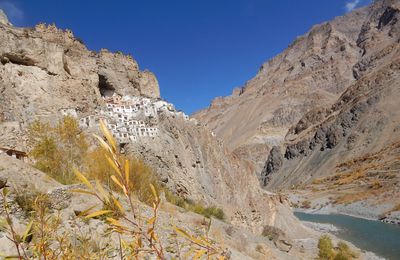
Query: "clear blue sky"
1 0 372 114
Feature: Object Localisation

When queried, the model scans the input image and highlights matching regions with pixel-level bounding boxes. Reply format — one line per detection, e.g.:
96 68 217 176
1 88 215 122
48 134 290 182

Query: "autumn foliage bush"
29 117 161 205
29 116 88 184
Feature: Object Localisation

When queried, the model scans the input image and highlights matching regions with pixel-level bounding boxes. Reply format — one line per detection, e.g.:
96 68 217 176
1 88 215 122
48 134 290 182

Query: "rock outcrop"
0 9 11 26
97 50 160 98
0 154 60 193
0 22 160 128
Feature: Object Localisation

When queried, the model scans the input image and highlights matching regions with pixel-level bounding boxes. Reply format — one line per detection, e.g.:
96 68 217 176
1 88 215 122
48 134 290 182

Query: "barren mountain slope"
194 5 369 171
262 0 400 220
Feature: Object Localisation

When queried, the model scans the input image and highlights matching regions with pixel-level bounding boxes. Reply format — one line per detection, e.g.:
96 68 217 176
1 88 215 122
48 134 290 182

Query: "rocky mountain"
195 0 400 221
0 7 309 248
262 0 400 221
194 3 368 171
260 0 400 184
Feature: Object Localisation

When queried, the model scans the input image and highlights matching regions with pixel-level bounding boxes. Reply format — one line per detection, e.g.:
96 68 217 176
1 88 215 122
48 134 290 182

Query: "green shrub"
318 236 356 260
318 235 334 260
165 190 225 220
165 190 187 208
192 205 225 220
301 200 312 208
334 241 357 260
334 252 349 260
261 225 285 241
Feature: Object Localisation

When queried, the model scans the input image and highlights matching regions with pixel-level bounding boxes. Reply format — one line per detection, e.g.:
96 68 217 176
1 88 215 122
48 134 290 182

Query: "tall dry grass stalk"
72 120 227 259
1 119 227 259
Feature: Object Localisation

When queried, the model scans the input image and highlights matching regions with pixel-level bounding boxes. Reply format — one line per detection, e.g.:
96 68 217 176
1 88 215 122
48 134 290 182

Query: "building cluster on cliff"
73 94 197 144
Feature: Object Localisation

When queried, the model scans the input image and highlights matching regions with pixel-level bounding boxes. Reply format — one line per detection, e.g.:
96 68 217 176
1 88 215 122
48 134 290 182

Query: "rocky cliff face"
0 21 159 125
262 0 400 189
0 11 304 239
126 114 307 236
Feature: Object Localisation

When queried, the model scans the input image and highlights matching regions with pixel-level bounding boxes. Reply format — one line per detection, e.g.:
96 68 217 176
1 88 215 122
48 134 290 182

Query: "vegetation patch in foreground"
1 120 227 259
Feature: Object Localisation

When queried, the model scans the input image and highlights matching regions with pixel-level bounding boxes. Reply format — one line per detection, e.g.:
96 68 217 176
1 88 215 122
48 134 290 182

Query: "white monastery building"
78 94 192 144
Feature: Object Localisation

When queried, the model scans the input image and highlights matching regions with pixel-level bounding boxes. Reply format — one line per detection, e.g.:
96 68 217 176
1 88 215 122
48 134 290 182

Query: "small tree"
318 235 334 260
317 235 356 260
29 116 88 184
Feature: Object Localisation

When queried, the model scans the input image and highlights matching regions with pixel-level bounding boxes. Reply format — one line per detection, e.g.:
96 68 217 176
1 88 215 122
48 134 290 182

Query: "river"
294 212 400 260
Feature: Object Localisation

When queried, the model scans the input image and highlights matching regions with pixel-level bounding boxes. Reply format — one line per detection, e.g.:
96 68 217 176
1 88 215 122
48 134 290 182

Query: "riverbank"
287 190 400 225
299 220 384 260
295 212 400 260
301 221 340 233
295 204 400 225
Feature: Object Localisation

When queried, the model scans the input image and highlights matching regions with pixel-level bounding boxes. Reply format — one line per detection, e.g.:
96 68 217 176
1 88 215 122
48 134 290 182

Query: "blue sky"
1 0 371 114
